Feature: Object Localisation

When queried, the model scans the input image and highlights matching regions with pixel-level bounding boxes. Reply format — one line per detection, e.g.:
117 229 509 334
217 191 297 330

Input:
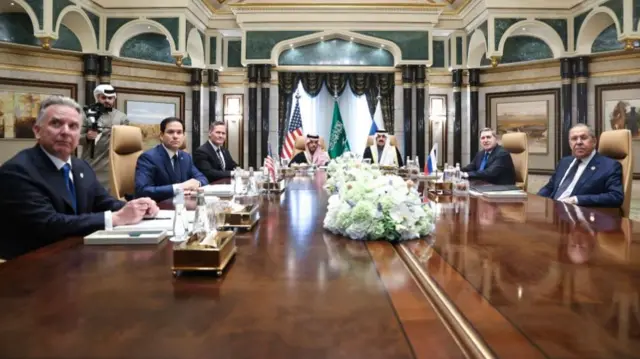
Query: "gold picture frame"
115 87 185 150
486 89 561 174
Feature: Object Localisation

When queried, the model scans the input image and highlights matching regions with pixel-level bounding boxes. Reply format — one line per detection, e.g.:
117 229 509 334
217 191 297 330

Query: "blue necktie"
479 152 489 171
554 159 581 200
172 154 181 182
61 163 77 213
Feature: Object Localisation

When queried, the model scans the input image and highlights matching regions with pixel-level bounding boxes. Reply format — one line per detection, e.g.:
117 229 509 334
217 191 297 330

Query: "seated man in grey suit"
193 120 238 182
462 127 516 185
0 96 158 260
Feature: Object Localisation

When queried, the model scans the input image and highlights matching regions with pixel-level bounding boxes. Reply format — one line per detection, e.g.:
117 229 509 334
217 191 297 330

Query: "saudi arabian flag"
328 101 351 158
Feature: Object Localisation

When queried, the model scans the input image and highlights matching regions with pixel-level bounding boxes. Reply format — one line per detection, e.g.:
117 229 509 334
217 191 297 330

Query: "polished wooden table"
0 173 638 359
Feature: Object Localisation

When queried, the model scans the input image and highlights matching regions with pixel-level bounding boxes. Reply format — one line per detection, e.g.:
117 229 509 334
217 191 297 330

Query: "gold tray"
262 179 286 193
278 168 295 177
427 180 453 194
427 192 454 203
172 231 237 276
222 203 260 230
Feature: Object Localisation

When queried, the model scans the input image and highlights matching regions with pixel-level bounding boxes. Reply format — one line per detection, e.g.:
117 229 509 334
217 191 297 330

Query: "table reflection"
403 192 640 358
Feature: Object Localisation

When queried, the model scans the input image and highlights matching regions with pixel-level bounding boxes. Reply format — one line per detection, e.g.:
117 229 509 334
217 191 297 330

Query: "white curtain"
293 81 372 156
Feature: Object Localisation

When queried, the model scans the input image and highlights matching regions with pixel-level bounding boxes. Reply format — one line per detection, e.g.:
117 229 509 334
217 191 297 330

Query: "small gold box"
223 203 260 230
172 231 237 276
427 180 453 194
279 168 295 177
262 179 286 193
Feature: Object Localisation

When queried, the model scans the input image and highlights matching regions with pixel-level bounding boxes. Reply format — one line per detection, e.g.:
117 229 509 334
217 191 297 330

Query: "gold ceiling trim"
208 1 474 17
442 0 473 15
202 0 233 15
229 2 447 10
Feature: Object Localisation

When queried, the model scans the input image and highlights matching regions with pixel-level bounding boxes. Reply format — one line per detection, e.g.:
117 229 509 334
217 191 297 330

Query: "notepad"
84 229 168 245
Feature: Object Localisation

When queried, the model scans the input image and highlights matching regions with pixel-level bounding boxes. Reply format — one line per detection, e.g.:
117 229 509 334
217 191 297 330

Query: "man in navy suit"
538 124 623 208
0 96 158 260
135 117 208 202
462 128 516 185
193 120 238 182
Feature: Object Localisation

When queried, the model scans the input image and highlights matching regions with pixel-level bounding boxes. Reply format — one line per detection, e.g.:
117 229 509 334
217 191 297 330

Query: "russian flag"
424 143 438 174
368 99 385 135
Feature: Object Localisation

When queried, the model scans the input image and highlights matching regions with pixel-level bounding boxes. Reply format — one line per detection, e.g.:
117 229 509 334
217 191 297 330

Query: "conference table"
0 172 638 359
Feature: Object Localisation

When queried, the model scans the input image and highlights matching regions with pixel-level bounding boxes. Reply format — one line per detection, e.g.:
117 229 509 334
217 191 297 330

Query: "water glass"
208 200 231 231
363 158 371 165
280 158 290 168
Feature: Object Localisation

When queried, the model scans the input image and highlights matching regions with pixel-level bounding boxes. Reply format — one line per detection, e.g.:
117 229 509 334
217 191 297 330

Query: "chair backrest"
293 136 327 157
109 125 143 200
598 129 633 217
501 132 529 191
366 135 398 147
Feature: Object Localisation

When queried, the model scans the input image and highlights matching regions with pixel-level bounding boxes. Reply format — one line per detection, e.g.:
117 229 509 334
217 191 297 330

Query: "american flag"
265 143 277 182
281 96 303 159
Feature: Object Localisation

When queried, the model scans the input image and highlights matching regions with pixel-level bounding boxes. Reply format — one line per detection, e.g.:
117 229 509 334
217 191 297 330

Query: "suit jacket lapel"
208 142 223 170
71 158 88 213
571 154 599 196
32 147 75 212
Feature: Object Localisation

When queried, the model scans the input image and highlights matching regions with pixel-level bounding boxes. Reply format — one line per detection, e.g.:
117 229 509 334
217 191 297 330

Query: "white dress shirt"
40 146 113 229
556 150 597 202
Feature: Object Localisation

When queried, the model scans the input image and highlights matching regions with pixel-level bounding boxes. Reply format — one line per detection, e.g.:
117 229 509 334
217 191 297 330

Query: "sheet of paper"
202 184 234 196
114 210 195 231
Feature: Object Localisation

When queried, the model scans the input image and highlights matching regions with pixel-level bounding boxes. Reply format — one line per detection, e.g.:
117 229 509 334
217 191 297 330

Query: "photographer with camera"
80 84 129 189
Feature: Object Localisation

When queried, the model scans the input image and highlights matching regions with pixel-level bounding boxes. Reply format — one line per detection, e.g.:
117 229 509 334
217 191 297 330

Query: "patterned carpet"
528 175 640 221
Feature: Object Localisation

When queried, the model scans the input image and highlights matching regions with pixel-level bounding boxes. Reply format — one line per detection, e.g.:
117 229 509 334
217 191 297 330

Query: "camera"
83 103 107 158
83 102 107 131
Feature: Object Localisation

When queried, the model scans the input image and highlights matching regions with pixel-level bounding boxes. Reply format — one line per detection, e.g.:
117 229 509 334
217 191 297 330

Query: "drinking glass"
208 200 231 231
280 158 290 168
363 158 371 165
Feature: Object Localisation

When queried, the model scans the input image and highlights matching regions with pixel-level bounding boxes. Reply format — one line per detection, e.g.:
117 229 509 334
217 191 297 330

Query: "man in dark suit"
135 117 208 202
0 96 158 260
538 124 623 208
193 120 238 182
462 128 516 185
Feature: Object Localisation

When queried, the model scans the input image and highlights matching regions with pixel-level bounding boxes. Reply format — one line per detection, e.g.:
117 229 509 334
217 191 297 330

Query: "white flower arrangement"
323 154 435 241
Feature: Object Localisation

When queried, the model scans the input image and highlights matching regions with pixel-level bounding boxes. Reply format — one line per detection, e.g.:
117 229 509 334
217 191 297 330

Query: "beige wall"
0 45 219 164
0 47 83 164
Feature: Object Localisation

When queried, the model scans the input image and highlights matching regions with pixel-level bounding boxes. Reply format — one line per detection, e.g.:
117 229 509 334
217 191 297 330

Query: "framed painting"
595 82 640 178
115 88 185 150
486 89 561 174
428 94 448 167
0 78 77 139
